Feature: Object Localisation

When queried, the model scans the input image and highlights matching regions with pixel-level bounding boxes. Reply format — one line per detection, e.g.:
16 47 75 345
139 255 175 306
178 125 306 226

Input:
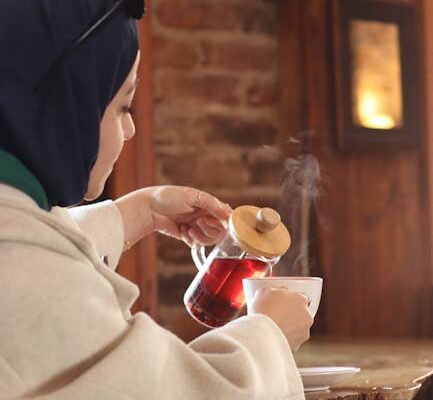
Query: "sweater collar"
0 148 49 211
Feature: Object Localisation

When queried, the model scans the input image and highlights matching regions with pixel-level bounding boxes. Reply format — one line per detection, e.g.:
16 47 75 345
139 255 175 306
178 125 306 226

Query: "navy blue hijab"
0 0 141 207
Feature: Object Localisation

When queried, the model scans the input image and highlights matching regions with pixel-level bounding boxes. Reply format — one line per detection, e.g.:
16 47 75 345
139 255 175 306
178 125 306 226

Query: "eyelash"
121 106 135 115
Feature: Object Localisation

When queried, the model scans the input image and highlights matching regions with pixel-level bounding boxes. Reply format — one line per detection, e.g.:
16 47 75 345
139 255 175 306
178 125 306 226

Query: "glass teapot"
183 205 291 328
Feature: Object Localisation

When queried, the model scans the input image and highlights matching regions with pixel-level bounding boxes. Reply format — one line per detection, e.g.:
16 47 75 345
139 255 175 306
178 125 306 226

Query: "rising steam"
277 145 321 276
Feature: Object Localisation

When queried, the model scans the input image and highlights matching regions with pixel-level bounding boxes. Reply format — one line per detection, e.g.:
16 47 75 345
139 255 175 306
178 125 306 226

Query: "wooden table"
294 338 433 400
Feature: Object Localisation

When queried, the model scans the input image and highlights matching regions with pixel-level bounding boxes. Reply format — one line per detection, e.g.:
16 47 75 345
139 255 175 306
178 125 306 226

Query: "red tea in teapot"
184 257 270 328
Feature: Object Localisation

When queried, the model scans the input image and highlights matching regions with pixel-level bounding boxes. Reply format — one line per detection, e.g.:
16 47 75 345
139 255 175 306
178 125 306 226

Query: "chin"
84 184 104 201
85 168 112 201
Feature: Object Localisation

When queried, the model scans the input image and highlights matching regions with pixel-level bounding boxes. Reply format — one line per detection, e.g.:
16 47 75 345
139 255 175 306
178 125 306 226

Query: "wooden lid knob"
256 208 281 233
229 205 291 259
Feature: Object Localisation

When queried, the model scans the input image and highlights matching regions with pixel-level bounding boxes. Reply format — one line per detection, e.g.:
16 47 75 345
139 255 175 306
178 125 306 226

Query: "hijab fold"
0 0 139 207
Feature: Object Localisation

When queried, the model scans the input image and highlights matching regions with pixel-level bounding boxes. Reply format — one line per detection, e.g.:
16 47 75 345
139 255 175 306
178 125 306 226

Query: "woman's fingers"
176 216 226 248
156 186 232 247
180 224 194 247
185 188 232 221
196 217 225 238
188 226 220 246
180 224 211 247
202 215 228 231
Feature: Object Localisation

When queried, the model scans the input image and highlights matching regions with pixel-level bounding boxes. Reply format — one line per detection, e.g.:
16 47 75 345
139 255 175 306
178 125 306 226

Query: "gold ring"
194 191 204 208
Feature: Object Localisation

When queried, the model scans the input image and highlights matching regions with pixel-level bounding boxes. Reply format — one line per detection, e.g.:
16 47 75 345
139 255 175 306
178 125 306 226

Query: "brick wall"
151 0 284 340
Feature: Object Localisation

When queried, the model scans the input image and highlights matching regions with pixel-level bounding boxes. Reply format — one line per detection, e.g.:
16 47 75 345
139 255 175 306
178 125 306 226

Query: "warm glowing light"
357 90 396 129
350 20 403 130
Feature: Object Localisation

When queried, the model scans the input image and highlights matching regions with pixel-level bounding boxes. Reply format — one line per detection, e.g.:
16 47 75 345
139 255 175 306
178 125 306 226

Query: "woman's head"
0 0 142 207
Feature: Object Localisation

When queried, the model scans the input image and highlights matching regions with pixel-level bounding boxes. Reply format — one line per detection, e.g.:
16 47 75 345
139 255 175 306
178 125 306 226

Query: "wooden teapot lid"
229 205 291 259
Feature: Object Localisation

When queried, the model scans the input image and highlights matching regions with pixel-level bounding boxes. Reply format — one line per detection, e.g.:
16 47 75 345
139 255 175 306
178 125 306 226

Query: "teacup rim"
243 276 323 282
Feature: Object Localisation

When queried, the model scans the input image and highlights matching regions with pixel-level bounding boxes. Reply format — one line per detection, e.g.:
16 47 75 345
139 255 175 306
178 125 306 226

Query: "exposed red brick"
152 0 282 337
220 192 279 210
240 5 277 35
156 71 240 106
248 157 283 185
199 114 278 146
156 0 246 30
156 0 239 31
201 40 276 71
246 78 280 106
159 153 249 189
157 235 191 264
155 114 197 146
153 35 198 69
155 0 277 35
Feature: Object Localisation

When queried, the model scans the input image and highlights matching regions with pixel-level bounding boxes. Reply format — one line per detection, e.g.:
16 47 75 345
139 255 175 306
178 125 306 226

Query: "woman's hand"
247 288 314 351
147 186 232 246
114 186 232 251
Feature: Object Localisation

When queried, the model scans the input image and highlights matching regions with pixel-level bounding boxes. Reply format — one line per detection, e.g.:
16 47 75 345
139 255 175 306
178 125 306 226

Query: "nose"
124 113 136 141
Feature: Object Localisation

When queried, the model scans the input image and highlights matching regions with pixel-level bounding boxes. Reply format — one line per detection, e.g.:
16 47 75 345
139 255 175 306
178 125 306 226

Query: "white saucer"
299 366 361 392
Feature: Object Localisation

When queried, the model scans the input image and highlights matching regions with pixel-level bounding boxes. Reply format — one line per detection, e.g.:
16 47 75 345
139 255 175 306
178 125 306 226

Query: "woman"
0 1 313 399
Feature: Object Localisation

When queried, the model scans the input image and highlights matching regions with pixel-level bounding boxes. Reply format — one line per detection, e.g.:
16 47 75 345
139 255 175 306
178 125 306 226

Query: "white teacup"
242 277 323 317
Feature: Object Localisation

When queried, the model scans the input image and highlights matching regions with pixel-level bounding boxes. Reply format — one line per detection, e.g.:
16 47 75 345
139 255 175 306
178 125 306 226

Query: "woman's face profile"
85 52 140 201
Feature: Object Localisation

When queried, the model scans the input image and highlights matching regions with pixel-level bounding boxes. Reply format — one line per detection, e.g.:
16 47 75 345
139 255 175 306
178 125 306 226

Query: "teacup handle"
191 244 207 270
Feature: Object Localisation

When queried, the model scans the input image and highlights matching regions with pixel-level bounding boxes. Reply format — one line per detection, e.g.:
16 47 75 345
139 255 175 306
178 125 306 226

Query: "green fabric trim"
0 149 50 210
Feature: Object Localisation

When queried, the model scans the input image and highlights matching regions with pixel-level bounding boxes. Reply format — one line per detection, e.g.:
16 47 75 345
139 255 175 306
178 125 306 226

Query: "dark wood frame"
333 0 421 150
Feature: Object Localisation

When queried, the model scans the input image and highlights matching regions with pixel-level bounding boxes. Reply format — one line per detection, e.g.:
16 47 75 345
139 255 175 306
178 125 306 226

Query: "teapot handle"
191 244 207 270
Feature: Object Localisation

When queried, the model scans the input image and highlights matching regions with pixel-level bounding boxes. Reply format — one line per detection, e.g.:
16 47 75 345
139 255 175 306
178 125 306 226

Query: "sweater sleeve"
0 204 305 400
189 314 304 399
0 246 305 400
67 200 124 270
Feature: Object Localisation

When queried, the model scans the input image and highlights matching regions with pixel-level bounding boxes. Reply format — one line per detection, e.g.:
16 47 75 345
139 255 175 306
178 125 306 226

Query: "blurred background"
107 0 433 342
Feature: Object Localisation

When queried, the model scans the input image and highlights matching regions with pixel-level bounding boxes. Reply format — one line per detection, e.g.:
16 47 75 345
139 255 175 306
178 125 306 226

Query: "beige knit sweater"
0 184 304 400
